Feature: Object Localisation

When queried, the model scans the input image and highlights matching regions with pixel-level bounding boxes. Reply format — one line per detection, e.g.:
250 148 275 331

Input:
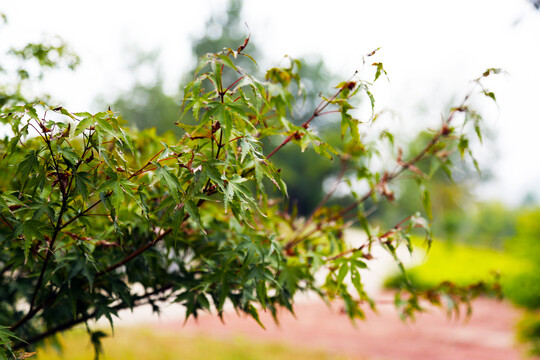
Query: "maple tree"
0 28 500 359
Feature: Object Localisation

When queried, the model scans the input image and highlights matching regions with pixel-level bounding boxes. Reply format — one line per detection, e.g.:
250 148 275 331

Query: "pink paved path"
157 295 535 360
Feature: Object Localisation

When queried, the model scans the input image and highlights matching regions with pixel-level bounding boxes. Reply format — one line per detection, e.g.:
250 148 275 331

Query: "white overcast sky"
2 0 540 205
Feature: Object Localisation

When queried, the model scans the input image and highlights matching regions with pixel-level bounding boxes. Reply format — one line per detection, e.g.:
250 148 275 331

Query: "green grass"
384 238 533 290
36 327 355 360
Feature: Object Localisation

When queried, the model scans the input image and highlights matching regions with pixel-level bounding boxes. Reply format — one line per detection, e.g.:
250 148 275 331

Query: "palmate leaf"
336 262 349 289
372 62 388 82
211 58 223 95
202 159 226 193
74 116 95 135
240 133 261 157
224 175 260 218
247 304 266 329
0 325 26 360
218 54 239 72
111 182 125 214
219 106 233 144
90 330 108 360
74 171 93 202
184 199 206 235
153 162 184 203
17 150 39 190
0 325 23 345
58 146 79 166
95 115 125 148
12 219 48 262
278 265 302 296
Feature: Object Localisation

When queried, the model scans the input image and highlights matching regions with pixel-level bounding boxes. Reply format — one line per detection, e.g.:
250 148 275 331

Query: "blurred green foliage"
107 78 181 136
518 312 540 357
504 209 540 355
385 206 540 356
383 236 529 290
373 130 514 247
498 209 540 311
505 272 540 310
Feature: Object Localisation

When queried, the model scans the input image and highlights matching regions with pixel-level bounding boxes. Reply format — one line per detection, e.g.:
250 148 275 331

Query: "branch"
28 195 68 312
0 263 13 277
44 134 66 198
59 197 105 230
96 176 219 279
60 148 166 230
9 303 46 332
128 149 164 179
266 80 350 159
338 97 468 219
12 208 191 331
286 92 471 251
15 133 97 329
13 284 174 350
284 159 348 250
0 213 14 230
95 228 173 278
326 214 415 262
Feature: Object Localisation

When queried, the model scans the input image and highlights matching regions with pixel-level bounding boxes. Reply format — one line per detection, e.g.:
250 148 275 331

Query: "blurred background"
2 0 540 358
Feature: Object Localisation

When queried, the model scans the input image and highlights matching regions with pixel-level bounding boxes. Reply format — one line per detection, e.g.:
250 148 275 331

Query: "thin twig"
286 91 471 252
28 197 67 311
284 160 348 249
326 214 414 262
266 82 349 159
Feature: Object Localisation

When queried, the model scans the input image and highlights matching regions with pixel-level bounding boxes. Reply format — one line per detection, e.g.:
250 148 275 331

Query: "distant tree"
106 0 344 215
189 0 260 76
106 79 181 136
104 0 260 137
